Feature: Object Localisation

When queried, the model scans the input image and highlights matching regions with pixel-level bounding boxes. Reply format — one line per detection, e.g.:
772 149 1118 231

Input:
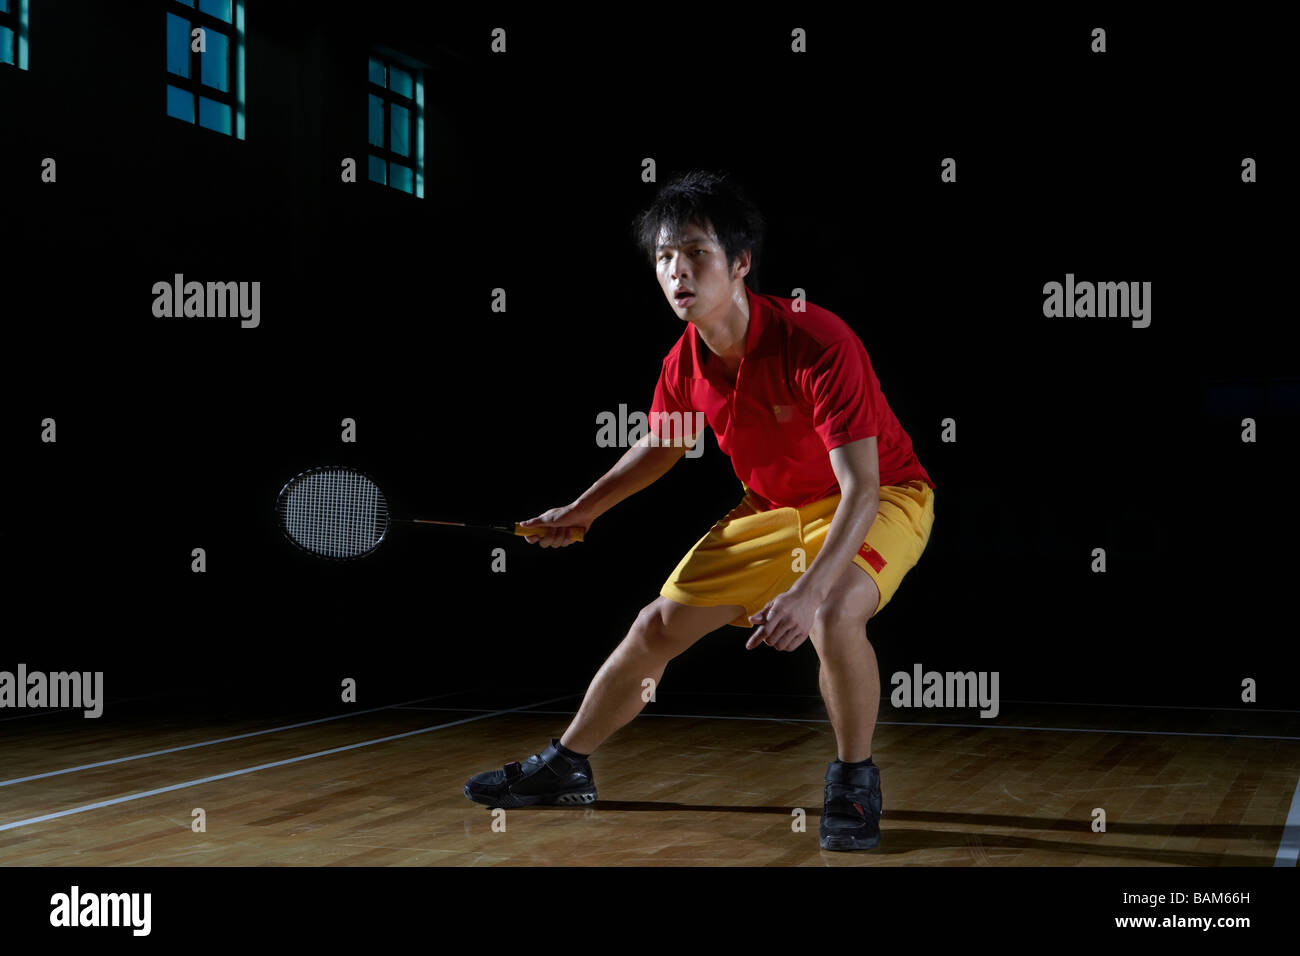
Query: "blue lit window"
367 51 424 198
165 0 245 138
0 0 30 71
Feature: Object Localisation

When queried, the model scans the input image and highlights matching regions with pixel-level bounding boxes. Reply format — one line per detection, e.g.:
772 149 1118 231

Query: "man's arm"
518 435 688 547
746 436 880 650
574 435 689 517
791 436 881 602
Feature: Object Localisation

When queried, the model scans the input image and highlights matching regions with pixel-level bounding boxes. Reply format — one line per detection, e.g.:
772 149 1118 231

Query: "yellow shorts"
660 480 935 627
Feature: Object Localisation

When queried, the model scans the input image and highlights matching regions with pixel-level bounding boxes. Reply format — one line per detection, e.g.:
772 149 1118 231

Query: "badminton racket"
276 464 585 560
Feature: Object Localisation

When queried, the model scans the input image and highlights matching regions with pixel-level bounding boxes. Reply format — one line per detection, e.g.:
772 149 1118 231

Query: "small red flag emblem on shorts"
857 543 886 572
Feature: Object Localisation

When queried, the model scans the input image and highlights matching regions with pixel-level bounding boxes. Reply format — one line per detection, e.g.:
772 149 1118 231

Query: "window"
165 0 245 138
0 0 29 70
367 51 424 197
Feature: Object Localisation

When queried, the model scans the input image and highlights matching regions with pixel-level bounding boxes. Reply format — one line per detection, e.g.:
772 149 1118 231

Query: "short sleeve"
648 356 701 447
803 338 879 451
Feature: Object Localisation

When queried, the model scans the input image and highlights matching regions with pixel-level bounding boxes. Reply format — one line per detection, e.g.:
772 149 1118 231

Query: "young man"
463 171 936 851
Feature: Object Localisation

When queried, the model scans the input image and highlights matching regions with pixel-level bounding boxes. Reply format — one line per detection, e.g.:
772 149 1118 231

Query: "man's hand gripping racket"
517 503 594 548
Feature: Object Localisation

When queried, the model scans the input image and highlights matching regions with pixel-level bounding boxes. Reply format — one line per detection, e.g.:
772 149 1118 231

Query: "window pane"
390 104 410 157
166 14 191 78
389 66 413 98
0 1 9 15
0 27 12 67
391 164 413 194
368 155 386 185
201 28 229 91
167 85 195 123
174 1 195 6
198 0 233 23
199 96 232 134
368 94 384 147
368 56 385 87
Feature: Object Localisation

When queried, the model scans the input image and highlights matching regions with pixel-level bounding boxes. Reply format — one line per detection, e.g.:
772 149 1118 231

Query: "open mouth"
674 290 696 305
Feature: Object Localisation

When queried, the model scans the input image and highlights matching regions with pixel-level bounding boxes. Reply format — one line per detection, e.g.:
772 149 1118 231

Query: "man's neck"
693 284 751 366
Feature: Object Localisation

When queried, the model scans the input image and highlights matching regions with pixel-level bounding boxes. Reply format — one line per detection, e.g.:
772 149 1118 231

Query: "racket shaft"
410 518 584 542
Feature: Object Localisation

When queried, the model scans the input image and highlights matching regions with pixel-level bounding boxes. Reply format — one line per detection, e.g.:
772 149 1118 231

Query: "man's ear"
733 248 752 280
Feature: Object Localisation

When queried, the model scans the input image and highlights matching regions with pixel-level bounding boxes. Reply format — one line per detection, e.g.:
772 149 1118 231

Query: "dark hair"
632 170 765 283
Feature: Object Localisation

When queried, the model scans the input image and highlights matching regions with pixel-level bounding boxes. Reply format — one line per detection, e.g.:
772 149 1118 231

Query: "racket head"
275 465 391 560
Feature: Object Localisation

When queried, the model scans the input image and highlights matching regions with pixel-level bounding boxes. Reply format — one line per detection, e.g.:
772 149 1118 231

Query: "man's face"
654 219 746 321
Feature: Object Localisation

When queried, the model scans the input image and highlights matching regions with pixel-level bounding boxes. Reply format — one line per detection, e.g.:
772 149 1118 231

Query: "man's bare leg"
811 565 882 763
560 596 743 755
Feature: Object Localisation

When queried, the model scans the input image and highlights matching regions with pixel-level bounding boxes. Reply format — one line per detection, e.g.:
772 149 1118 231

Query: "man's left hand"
745 583 822 652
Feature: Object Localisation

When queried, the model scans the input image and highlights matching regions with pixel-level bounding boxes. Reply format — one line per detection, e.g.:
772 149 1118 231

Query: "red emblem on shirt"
857 543 886 572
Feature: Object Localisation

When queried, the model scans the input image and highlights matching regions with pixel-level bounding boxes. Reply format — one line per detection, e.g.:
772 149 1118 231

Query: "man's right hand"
518 503 594 548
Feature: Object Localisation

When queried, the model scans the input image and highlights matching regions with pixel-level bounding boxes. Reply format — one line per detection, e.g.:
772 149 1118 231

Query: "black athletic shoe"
463 738 598 809
819 760 883 851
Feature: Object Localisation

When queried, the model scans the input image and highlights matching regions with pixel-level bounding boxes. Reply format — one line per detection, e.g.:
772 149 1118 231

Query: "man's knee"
817 572 880 632
627 599 680 655
812 591 876 650
627 596 725 659
814 600 863 634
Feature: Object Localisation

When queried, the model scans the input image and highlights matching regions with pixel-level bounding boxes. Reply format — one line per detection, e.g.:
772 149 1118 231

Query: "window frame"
367 49 425 198
163 0 245 139
0 0 29 71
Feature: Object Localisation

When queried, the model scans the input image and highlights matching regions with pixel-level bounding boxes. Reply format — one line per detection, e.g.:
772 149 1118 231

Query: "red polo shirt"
649 287 934 511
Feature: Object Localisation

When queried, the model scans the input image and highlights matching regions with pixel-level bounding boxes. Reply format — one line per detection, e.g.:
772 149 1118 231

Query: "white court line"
1275 774 1300 867
393 706 1300 741
450 689 1300 715
0 694 180 723
0 693 576 833
995 698 1300 715
0 689 479 788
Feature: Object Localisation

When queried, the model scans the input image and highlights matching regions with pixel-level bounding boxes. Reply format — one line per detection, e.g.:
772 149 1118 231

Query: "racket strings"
281 468 388 558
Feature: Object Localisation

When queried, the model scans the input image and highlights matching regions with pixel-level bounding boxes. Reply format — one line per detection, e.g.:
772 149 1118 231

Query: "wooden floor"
1 690 1297 866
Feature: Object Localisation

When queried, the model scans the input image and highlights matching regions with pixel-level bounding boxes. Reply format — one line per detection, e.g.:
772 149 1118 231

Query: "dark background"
2 4 1294 713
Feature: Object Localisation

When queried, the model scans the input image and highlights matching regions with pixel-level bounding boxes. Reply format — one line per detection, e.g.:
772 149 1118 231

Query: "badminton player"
464 170 935 851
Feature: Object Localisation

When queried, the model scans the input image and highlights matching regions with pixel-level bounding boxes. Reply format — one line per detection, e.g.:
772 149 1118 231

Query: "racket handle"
514 523 585 543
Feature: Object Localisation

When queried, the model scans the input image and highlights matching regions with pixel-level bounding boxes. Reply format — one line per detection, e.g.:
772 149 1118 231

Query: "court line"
646 691 1300 714
0 693 576 833
393 706 1300 741
996 698 1300 714
0 689 478 788
0 693 181 723
1274 773 1300 867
